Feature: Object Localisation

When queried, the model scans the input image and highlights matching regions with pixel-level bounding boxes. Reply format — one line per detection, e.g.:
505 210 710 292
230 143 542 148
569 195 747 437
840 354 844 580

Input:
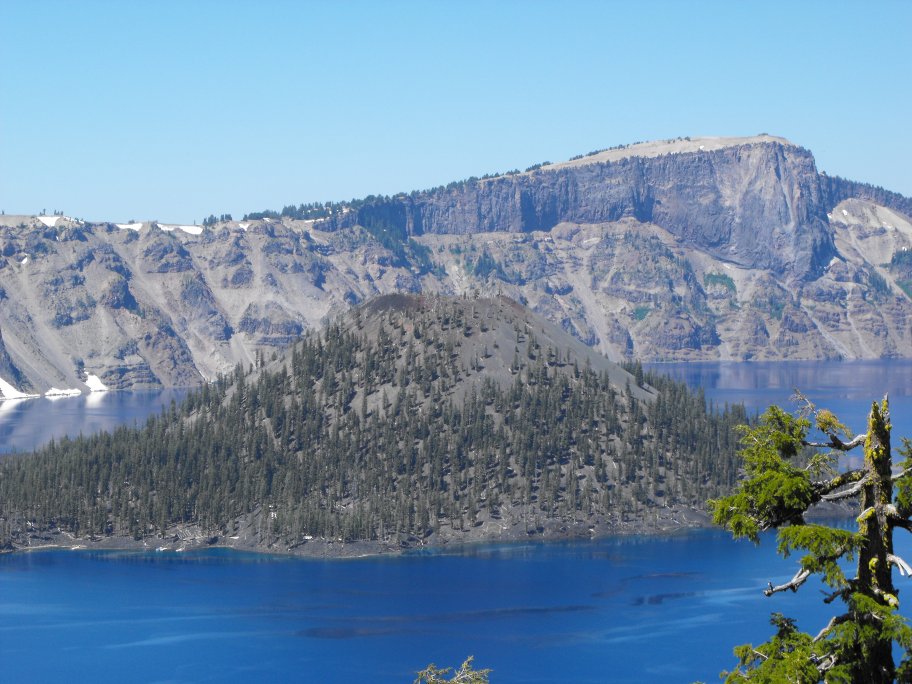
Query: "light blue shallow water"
2 361 912 682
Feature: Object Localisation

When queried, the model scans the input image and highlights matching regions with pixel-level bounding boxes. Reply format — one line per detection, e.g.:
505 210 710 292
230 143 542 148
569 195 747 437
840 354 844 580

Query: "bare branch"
892 466 912 481
813 469 867 498
888 553 912 577
889 516 912 533
823 586 851 604
813 614 850 642
804 433 866 451
764 568 811 597
820 479 867 501
812 652 838 674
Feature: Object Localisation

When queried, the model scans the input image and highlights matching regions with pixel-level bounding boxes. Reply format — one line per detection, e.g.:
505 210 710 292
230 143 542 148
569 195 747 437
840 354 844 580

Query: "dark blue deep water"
2 361 912 682
6 530 903 683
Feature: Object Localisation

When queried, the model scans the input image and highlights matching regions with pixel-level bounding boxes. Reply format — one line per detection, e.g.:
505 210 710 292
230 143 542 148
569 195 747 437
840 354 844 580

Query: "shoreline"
3 506 715 560
4 500 856 561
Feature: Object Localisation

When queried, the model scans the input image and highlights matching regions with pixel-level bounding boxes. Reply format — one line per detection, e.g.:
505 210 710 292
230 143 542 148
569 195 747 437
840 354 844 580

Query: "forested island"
0 295 746 556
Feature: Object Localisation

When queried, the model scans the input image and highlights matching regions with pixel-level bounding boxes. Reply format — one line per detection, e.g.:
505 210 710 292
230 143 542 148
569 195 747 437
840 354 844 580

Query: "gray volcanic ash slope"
2 135 911 392
0 294 745 553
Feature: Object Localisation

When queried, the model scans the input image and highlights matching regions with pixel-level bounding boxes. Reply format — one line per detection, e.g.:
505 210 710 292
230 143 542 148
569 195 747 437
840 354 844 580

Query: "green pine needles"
711 397 912 682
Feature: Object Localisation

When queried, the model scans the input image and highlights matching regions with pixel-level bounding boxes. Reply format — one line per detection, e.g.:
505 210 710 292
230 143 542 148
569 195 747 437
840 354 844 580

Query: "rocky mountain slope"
0 294 745 553
2 135 911 392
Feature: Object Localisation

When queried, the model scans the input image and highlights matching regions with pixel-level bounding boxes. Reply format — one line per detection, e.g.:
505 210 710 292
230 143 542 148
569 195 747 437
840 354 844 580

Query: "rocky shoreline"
5 499 857 560
3 504 714 559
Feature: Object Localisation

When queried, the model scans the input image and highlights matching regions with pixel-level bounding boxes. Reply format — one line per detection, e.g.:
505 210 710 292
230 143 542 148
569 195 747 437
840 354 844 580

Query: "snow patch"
238 222 250 231
19 256 28 265
45 387 82 398
159 224 203 236
116 223 142 231
0 376 39 400
842 209 849 217
37 216 59 228
85 373 109 392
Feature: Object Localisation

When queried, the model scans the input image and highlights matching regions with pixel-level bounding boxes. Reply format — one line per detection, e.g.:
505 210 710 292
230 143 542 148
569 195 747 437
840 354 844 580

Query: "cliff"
1 135 910 392
324 136 835 282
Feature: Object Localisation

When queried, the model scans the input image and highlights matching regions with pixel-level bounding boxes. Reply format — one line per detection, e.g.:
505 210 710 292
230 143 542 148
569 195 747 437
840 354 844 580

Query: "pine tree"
711 396 912 682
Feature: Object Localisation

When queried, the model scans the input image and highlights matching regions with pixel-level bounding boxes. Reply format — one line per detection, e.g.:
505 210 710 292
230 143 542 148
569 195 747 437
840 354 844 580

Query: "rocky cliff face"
1 135 910 393
323 136 836 282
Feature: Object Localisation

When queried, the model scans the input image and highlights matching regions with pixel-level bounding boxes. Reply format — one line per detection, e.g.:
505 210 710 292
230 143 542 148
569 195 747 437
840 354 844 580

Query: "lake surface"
2 361 912 682
0 389 188 454
2 530 884 683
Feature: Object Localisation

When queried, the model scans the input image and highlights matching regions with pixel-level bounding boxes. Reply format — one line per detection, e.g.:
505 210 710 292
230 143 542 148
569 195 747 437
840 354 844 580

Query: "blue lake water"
0 389 188 454
2 361 912 682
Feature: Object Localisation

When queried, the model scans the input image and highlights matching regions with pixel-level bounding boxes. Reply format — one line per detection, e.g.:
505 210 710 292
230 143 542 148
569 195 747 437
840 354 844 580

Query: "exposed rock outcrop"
0 136 910 390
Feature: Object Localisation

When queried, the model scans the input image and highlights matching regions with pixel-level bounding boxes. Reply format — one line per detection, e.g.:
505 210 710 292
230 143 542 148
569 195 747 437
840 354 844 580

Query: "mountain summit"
1 136 911 392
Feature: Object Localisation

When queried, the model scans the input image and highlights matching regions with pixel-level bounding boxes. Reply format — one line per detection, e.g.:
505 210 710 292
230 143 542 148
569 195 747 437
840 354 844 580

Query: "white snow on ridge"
85 374 109 392
19 256 28 265
45 387 82 398
0 376 39 400
116 223 142 231
238 222 250 231
37 216 60 228
159 224 203 236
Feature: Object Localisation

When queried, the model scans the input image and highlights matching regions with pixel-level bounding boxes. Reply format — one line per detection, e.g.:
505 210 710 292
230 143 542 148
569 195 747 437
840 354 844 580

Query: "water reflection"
0 389 190 454
648 360 912 403
647 360 912 439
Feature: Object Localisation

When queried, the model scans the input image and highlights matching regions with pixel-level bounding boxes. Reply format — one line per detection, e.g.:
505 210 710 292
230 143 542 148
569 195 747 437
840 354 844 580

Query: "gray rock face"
322 140 835 282
0 136 910 392
0 327 31 392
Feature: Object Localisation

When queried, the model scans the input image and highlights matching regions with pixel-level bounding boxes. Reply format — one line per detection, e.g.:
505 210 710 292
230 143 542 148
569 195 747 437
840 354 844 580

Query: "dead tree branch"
814 614 851 642
804 434 867 451
764 568 811 597
888 553 912 577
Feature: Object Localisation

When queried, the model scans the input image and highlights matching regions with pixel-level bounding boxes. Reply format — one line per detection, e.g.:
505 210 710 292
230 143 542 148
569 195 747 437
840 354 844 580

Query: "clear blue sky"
2 1 910 224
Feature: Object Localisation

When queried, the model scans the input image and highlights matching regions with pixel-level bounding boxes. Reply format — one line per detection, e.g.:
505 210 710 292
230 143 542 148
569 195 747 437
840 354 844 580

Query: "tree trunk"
855 399 895 682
